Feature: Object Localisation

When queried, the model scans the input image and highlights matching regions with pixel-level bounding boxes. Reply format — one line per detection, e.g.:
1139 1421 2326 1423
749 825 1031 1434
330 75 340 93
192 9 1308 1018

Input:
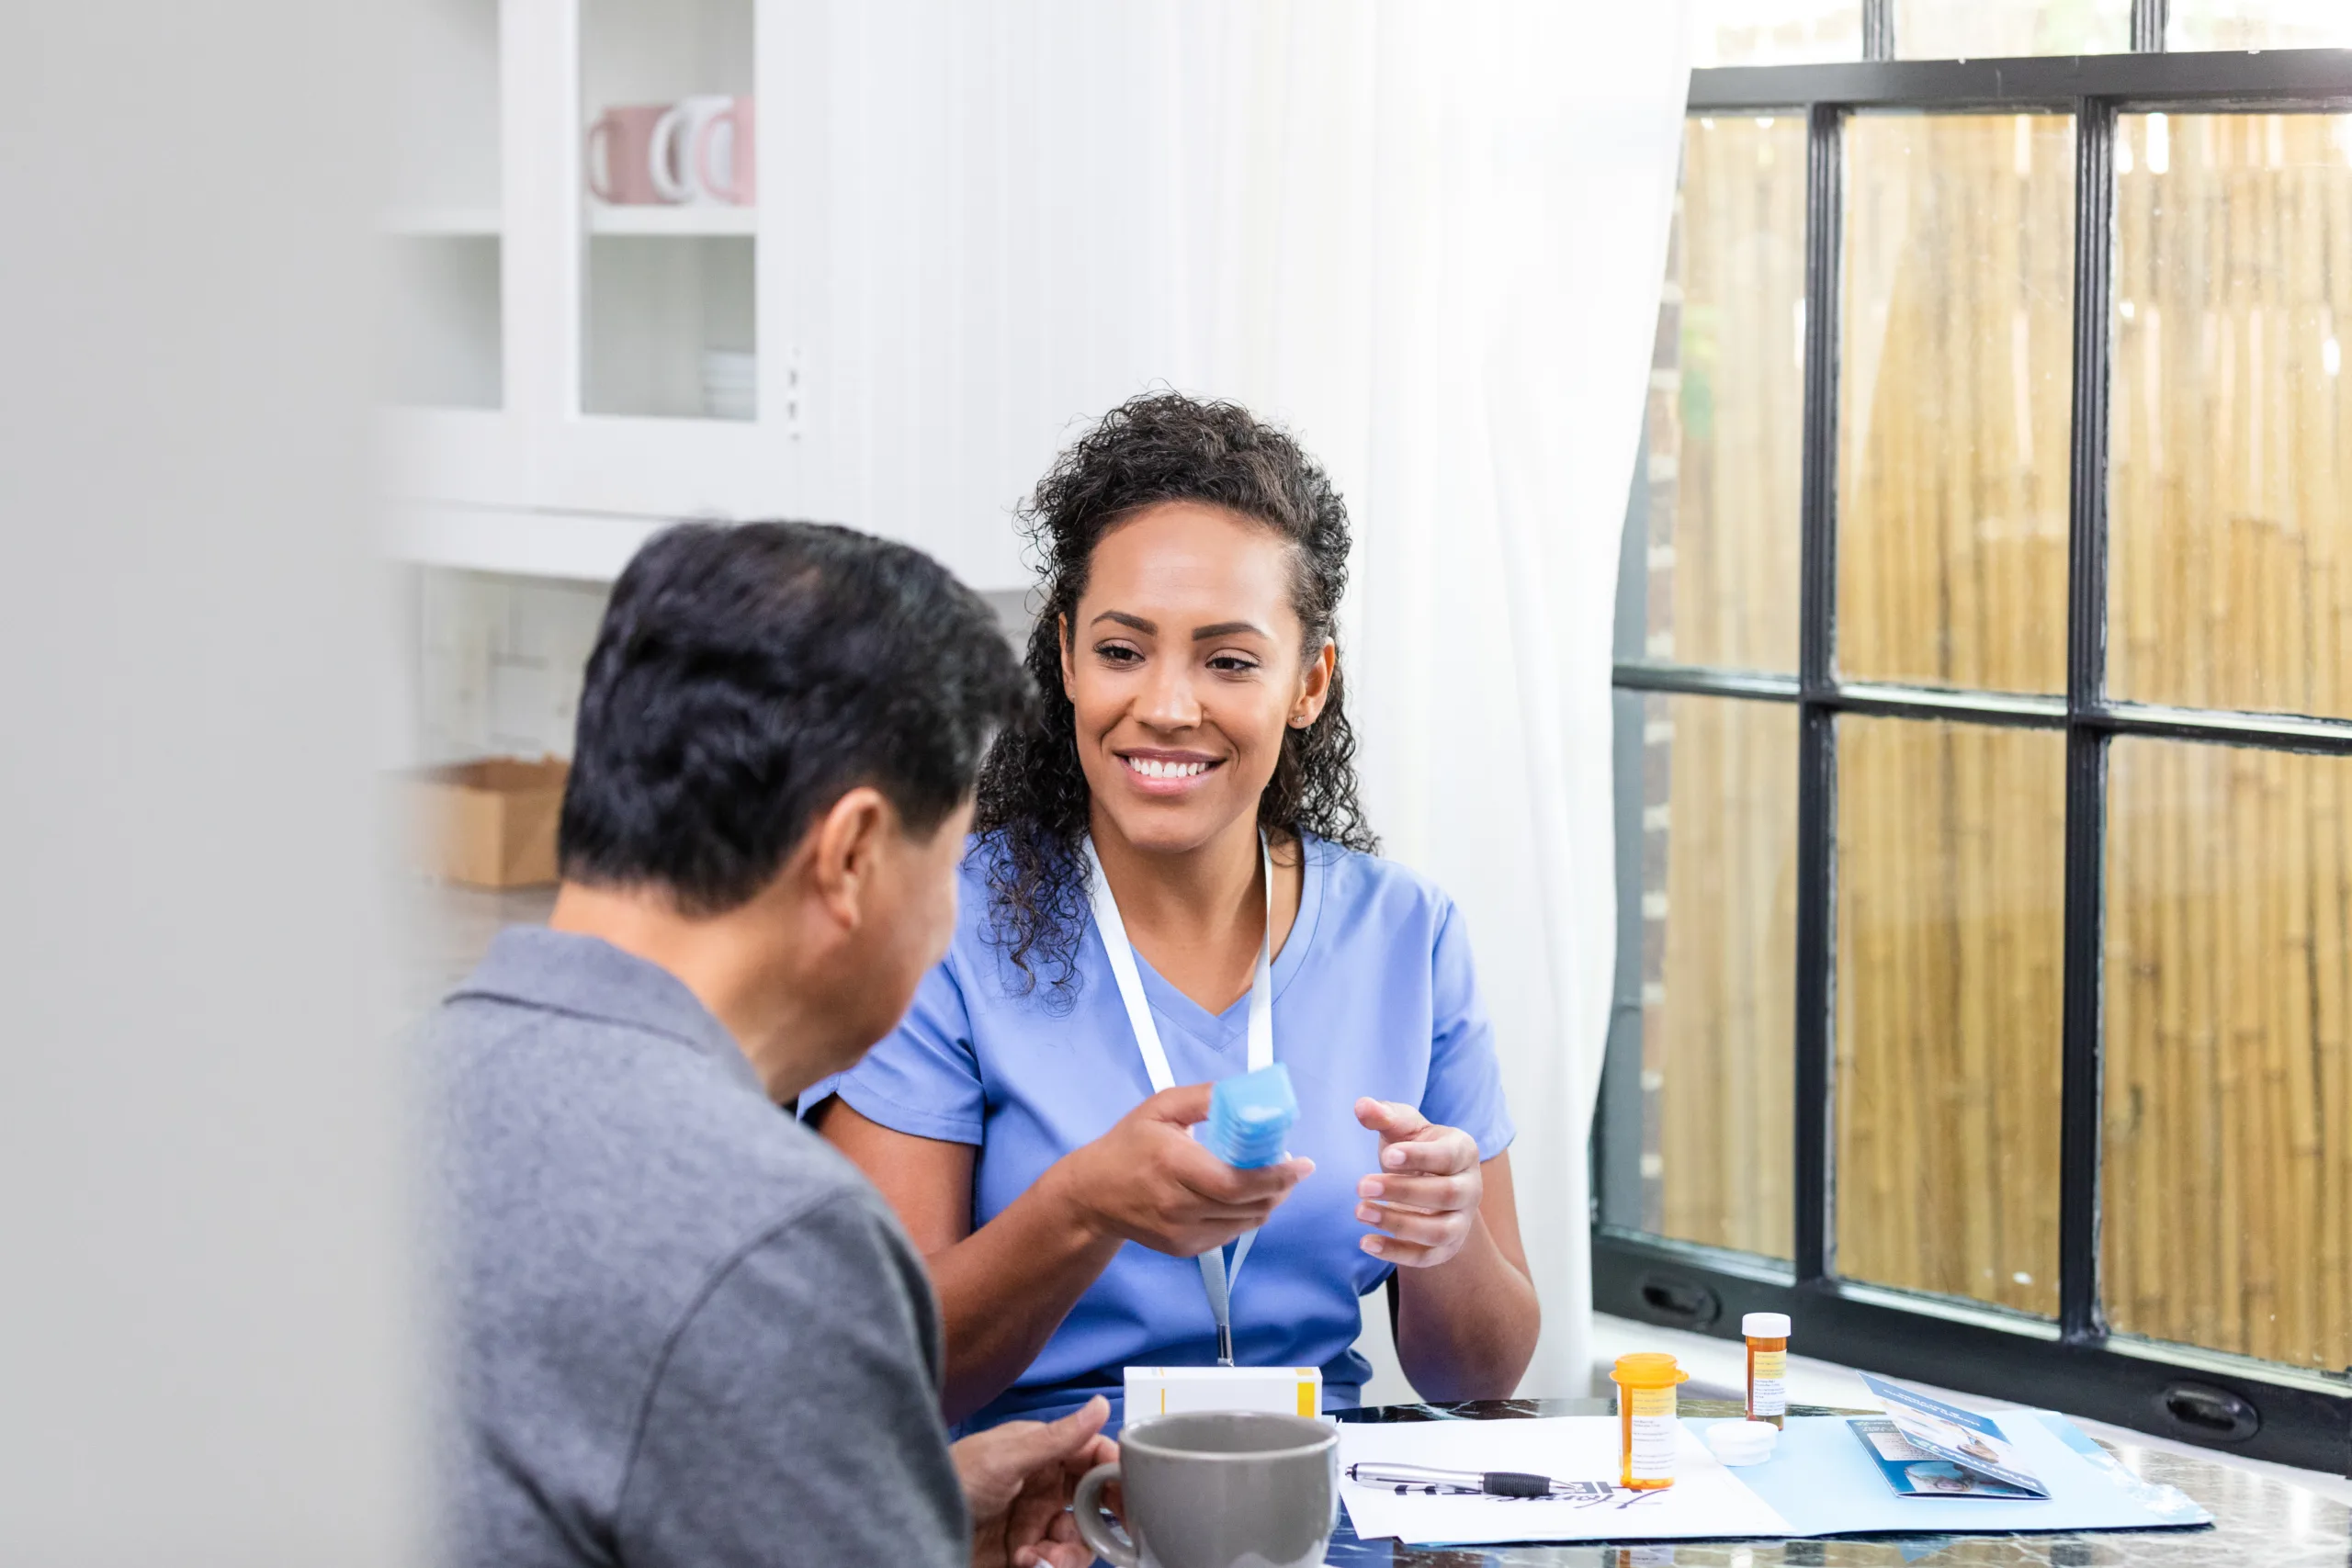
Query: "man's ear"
806 785 892 928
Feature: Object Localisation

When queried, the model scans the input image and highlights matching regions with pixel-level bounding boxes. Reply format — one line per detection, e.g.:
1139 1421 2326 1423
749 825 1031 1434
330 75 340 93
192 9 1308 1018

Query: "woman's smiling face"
1061 501 1333 857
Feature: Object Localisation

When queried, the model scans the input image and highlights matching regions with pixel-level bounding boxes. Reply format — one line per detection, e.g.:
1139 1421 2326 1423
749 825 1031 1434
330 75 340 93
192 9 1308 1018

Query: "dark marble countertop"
1325 1398 2348 1566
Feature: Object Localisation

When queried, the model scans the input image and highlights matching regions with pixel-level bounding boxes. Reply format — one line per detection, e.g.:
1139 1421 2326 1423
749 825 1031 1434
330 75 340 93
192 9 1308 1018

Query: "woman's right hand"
1048 1083 1312 1257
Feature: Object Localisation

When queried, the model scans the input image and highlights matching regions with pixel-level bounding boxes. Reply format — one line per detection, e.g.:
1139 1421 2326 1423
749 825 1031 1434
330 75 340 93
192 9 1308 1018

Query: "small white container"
1705 1419 1781 1467
1124 1364 1323 1421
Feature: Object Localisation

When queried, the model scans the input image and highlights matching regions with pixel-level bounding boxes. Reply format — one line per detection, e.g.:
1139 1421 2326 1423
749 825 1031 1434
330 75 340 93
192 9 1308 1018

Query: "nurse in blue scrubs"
806 392 1541 1429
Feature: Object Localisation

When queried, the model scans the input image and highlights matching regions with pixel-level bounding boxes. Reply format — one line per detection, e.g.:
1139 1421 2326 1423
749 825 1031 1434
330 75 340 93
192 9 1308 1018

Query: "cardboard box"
1124 1365 1323 1423
409 757 570 888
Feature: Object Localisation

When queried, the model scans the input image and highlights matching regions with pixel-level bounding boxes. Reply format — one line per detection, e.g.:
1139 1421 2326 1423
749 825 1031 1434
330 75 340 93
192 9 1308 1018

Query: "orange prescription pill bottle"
1610 1352 1690 1490
1743 1313 1792 1429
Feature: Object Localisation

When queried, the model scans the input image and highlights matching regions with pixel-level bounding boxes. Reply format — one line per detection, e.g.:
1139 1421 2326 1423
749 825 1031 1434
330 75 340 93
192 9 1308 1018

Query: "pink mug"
586 104 673 206
694 95 756 205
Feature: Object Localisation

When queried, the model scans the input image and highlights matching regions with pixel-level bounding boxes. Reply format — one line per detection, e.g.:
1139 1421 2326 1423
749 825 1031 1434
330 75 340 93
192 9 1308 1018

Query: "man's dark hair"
559 521 1032 915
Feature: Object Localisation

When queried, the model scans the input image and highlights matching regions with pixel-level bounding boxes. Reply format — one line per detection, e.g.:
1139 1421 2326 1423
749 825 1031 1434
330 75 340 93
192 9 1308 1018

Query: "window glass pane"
1694 0 1862 65
1637 117 1809 674
2105 738 2352 1371
1836 716 2064 1314
2169 0 2352 49
1894 0 2131 56
2109 113 2352 722
1623 694 1799 1258
1838 114 2075 694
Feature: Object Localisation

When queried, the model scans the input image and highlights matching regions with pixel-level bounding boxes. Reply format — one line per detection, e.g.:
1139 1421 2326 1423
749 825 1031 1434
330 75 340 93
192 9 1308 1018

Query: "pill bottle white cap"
1704 1420 1780 1465
1742 1312 1792 1337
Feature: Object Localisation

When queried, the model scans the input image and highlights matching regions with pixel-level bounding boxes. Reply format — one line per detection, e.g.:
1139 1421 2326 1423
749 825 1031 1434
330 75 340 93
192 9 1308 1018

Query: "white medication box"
1125 1364 1323 1421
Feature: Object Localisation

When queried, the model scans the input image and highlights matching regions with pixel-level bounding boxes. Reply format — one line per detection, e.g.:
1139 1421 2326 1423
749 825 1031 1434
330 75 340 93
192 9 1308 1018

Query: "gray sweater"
427 926 966 1568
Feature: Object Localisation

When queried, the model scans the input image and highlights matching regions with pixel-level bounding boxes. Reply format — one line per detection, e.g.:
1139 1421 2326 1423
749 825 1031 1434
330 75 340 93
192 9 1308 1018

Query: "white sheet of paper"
1337 1416 1793 1546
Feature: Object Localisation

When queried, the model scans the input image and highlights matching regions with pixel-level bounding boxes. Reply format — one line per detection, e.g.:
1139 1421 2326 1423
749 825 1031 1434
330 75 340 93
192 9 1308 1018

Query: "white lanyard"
1085 831 1275 1367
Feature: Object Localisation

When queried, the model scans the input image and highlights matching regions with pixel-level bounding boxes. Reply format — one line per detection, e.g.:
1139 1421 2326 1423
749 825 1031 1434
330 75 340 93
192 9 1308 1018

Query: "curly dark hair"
973 391 1377 998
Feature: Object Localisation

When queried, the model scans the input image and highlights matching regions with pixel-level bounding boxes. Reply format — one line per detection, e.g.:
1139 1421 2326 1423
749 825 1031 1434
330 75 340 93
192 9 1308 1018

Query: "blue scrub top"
802 831 1514 1433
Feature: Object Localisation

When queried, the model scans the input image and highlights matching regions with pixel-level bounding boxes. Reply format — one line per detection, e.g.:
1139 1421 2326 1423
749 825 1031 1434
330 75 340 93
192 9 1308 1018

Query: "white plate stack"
702 349 755 420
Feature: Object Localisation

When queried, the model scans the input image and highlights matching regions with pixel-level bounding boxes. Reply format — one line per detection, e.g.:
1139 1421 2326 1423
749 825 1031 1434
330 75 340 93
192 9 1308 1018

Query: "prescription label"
1749 1348 1788 1416
1627 1385 1679 1481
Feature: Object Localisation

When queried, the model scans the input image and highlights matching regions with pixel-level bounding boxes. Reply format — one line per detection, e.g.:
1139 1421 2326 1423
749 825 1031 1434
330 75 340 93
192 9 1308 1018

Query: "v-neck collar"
1122 837 1328 1055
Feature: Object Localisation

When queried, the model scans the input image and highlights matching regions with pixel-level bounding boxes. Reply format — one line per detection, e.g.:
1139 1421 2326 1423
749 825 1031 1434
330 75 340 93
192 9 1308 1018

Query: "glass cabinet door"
578 0 756 421
384 0 504 410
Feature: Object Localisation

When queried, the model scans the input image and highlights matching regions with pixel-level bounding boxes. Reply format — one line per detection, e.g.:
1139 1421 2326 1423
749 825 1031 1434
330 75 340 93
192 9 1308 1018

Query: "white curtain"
830 0 1692 1398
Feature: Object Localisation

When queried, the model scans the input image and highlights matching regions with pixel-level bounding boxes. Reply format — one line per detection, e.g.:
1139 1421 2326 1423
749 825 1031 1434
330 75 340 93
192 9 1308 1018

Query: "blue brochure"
1855 1374 2050 1497
1707 1411 2212 1539
1849 1418 2043 1499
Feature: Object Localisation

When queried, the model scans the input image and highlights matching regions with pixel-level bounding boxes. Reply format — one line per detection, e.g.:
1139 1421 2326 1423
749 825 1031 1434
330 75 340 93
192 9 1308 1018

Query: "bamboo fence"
1833 113 2078 1319
1641 110 2352 1371
2100 112 2352 1372
1643 114 1807 1260
1651 694 1801 1258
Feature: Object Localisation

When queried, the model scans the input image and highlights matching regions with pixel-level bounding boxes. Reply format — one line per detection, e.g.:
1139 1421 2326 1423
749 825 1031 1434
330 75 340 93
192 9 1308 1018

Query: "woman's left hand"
1352 1098 1484 1269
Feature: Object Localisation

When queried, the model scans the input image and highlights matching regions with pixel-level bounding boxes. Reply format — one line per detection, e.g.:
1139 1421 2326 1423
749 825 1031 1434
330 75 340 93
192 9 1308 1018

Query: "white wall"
0 5 421 1562
397 571 1030 771
413 569 614 764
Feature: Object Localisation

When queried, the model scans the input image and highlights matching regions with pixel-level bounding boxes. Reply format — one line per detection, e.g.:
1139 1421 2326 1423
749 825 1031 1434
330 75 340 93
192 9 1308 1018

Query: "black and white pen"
1343 1463 1599 1499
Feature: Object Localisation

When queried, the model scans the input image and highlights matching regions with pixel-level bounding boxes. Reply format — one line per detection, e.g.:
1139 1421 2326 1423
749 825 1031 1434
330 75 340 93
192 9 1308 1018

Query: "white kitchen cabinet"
381 0 505 415
386 0 797 548
384 1 1199 595
381 0 531 511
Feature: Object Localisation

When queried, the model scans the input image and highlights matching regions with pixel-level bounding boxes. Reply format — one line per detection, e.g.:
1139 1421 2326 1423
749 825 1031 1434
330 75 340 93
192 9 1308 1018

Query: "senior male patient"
428 521 1113 1568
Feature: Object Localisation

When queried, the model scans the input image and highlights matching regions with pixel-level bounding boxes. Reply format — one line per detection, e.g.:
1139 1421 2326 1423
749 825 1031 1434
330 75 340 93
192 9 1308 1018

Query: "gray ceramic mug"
1071 1411 1338 1568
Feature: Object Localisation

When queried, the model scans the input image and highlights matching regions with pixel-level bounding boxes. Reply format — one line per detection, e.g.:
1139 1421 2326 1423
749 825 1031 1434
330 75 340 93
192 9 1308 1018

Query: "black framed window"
1600 9 2352 1473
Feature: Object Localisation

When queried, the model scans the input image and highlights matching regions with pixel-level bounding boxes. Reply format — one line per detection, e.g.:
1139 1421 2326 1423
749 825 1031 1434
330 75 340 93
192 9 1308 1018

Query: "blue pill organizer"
1204 1062 1298 1168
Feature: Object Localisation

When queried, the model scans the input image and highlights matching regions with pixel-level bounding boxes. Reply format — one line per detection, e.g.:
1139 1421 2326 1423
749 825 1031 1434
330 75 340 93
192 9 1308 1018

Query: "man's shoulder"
427 997 953 1568
429 992 889 1300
